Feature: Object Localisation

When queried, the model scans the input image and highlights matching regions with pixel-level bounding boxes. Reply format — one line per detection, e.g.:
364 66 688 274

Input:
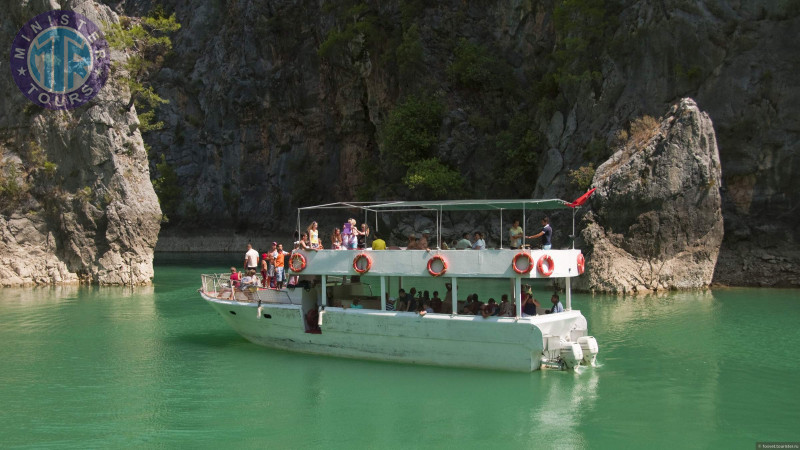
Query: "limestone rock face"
0 1 161 286
574 99 723 293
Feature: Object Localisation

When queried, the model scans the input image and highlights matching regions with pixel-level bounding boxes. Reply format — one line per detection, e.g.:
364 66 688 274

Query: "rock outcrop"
0 1 161 286
574 99 723 293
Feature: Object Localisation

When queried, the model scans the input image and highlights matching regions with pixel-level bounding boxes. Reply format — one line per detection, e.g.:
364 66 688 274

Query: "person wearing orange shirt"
274 243 290 289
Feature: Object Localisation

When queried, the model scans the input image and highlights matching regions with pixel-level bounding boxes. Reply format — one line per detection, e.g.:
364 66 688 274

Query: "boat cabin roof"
298 198 573 212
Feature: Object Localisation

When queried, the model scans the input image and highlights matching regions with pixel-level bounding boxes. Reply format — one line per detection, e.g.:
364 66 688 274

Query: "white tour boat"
199 199 599 372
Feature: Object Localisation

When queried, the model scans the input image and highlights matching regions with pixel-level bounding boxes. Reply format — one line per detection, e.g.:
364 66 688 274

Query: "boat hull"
201 292 588 372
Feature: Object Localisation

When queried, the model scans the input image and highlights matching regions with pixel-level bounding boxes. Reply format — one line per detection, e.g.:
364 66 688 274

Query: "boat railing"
200 273 298 305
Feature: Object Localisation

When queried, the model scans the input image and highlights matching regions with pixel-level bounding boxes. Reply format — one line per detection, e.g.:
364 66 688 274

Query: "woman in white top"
471 232 486 250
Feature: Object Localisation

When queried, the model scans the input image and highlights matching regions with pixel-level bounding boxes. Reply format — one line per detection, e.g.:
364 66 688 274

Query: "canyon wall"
0 0 161 285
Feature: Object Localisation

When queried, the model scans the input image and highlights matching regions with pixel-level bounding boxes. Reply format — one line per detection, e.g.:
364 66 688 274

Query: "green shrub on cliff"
152 154 180 222
0 164 26 208
553 0 619 93
381 95 444 168
569 163 595 192
492 113 543 195
396 24 424 79
447 39 513 92
403 158 463 199
105 8 180 129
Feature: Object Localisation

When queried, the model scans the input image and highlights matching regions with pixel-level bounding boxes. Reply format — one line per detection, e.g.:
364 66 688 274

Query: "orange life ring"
427 255 448 277
353 253 372 274
537 254 555 277
289 253 307 272
512 252 534 274
577 253 585 274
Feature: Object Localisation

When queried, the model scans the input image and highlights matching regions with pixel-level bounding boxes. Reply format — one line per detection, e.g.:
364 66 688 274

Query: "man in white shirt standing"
244 244 260 272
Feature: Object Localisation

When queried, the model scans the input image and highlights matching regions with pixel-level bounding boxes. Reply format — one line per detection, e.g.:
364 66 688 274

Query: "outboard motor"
577 336 599 366
559 342 584 370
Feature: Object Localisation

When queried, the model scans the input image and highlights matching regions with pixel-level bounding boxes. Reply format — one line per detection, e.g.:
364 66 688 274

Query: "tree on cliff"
105 8 180 132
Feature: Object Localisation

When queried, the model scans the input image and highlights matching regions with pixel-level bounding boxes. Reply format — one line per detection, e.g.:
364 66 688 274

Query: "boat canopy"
296 198 584 251
297 199 572 212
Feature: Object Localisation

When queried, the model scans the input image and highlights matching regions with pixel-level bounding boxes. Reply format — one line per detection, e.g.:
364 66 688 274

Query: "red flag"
567 188 596 208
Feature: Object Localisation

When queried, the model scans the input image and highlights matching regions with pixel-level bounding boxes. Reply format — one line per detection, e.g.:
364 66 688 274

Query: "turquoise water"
1 253 798 448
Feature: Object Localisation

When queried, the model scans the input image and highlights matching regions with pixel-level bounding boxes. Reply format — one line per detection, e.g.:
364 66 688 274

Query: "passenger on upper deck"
509 219 524 249
418 230 431 250
371 232 386 250
406 234 420 250
346 218 359 249
456 233 472 250
526 217 552 250
298 233 318 252
357 223 370 249
546 294 564 314
331 227 342 250
307 221 322 249
471 232 486 250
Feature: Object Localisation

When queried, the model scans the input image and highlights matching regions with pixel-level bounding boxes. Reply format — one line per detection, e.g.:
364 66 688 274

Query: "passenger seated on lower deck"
430 291 443 313
395 288 410 312
522 287 540 317
229 267 241 288
350 298 364 309
241 269 258 286
385 292 395 311
461 294 482 315
496 294 514 317
481 298 498 318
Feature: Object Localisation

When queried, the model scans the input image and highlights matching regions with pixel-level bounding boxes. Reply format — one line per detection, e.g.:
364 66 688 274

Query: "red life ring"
512 252 534 274
289 253 307 272
427 255 448 277
353 253 373 274
537 254 555 277
577 253 585 274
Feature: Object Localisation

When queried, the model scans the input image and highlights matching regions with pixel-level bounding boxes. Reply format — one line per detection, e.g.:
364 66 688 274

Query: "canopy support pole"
296 209 301 242
565 277 572 311
380 276 386 311
321 275 327 306
522 206 527 248
499 209 504 249
515 276 522 318
440 206 443 249
451 277 458 315
572 208 576 249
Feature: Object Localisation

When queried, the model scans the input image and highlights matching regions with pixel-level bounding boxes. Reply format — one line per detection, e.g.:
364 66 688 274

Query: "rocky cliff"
118 0 798 288
0 0 161 286
9 0 798 289
574 99 723 293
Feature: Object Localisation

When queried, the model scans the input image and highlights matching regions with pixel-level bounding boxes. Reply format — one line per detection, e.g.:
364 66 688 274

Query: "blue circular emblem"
10 10 110 110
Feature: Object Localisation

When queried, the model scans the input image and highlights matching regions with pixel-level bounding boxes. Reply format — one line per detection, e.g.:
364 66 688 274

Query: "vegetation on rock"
105 7 180 130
